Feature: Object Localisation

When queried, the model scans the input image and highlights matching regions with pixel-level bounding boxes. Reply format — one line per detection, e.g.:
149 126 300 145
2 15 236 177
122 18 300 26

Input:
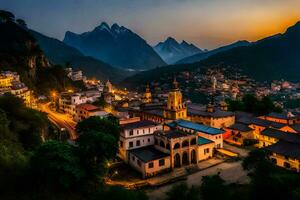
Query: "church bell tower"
163 77 187 120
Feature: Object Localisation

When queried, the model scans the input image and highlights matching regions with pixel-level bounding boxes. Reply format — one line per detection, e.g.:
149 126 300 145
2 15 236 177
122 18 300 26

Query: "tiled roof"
261 128 300 144
250 118 286 129
229 123 253 132
265 141 300 160
121 120 157 130
76 103 100 111
128 146 169 163
198 137 214 145
266 112 298 120
167 119 224 135
187 104 234 118
163 130 190 139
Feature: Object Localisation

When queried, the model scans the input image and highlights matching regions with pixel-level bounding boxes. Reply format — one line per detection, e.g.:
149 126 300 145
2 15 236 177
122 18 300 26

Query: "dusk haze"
1 1 300 200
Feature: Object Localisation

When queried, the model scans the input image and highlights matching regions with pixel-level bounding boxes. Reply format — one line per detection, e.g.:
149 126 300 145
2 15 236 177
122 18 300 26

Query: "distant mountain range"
154 37 203 64
176 40 250 64
63 22 166 70
30 30 132 82
123 21 300 86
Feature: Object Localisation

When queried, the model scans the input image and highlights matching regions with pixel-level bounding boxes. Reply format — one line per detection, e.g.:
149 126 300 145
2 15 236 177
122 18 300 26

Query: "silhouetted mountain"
63 22 166 70
154 37 203 64
0 14 84 95
30 30 132 82
176 40 250 64
123 21 300 87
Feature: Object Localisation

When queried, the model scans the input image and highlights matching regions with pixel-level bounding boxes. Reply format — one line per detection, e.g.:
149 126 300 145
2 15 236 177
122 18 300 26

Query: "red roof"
76 104 99 111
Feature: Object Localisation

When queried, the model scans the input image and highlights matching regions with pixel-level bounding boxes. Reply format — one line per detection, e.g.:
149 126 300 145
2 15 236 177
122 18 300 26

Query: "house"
166 119 224 149
187 103 235 128
74 103 108 122
262 128 300 172
119 119 162 161
224 123 253 146
260 112 300 125
128 146 170 178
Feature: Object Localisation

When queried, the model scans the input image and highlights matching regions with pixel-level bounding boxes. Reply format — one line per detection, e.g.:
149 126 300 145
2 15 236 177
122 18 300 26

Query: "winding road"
40 103 77 140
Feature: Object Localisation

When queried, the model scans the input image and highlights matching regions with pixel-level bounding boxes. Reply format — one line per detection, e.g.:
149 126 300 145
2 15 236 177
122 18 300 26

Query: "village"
1 68 300 193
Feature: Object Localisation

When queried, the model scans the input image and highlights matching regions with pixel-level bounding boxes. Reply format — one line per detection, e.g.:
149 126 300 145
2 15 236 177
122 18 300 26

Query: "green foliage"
0 94 50 149
30 140 85 191
76 116 120 139
201 174 230 200
166 183 201 200
92 186 148 200
227 94 282 116
36 65 85 95
76 130 118 181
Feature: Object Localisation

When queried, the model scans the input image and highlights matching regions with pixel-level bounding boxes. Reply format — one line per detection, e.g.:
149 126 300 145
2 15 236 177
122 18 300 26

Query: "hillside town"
3 67 300 184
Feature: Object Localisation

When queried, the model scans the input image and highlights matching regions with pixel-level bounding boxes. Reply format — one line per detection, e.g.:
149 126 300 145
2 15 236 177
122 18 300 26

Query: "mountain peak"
165 37 177 42
111 23 120 30
96 22 110 32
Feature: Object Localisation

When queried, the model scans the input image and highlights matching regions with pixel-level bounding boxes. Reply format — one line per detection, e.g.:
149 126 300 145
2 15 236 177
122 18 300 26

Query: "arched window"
182 140 189 147
174 143 180 149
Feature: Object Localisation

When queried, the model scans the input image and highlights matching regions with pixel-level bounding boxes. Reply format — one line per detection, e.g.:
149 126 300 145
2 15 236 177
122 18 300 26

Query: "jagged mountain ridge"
30 30 132 82
63 22 166 70
154 37 203 64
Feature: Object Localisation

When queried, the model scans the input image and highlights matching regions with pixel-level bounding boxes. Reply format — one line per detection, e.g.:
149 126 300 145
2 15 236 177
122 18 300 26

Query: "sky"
1 0 300 49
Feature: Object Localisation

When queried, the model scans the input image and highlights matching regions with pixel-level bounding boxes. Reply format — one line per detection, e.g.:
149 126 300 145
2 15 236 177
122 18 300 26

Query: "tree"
16 18 27 28
227 94 282 116
76 130 118 182
0 94 50 149
166 183 201 200
30 141 85 192
0 10 15 22
92 186 148 200
76 116 120 139
201 174 230 200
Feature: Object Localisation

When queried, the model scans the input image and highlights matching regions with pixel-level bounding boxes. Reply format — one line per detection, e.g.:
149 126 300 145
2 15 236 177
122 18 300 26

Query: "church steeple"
164 78 187 120
172 76 179 90
142 83 152 103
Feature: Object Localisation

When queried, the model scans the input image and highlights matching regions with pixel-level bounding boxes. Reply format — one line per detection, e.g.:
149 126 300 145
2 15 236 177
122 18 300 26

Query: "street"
40 103 77 140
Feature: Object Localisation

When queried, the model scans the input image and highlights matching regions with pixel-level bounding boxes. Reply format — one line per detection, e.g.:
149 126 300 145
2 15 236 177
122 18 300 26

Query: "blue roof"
198 137 214 145
168 119 224 135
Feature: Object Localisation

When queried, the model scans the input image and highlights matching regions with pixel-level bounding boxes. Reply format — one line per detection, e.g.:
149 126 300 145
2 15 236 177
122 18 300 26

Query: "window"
148 138 150 142
143 129 145 134
204 148 210 154
129 130 133 136
149 128 151 133
129 141 133 148
148 162 154 168
159 159 165 166
137 130 139 135
136 140 140 146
